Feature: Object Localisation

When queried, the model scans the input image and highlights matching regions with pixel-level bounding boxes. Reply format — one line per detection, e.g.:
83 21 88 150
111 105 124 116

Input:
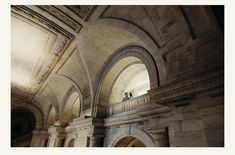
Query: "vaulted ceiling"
12 5 197 120
11 5 95 102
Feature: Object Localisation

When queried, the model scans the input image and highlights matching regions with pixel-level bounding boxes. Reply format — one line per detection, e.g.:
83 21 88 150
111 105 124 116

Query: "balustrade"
108 93 150 115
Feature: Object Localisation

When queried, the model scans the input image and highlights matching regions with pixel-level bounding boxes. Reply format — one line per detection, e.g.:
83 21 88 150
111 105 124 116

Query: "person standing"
122 92 129 101
129 92 133 98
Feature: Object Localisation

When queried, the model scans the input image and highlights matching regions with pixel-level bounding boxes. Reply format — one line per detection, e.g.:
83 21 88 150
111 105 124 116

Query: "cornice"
11 5 73 38
149 71 224 104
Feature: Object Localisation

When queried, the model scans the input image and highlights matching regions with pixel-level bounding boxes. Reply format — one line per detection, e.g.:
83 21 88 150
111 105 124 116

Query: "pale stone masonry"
11 5 224 147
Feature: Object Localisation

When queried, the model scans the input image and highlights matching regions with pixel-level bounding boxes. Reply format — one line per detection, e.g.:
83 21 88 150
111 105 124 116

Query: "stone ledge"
149 70 223 104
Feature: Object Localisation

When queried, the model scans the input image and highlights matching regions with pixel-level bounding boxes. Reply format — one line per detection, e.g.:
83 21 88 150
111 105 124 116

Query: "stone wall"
104 87 223 147
11 5 224 147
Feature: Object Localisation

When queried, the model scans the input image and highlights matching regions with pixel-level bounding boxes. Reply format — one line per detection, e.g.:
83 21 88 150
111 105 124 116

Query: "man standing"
122 92 129 101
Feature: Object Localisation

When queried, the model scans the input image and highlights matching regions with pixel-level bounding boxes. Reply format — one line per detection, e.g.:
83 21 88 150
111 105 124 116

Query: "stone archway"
68 139 75 147
11 108 36 147
114 136 145 147
107 127 156 147
60 91 81 126
11 103 44 147
64 133 77 147
11 103 43 130
45 105 56 129
93 45 159 117
94 18 167 84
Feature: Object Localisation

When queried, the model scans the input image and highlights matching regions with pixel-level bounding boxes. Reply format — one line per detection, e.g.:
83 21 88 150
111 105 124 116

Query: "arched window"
107 57 150 105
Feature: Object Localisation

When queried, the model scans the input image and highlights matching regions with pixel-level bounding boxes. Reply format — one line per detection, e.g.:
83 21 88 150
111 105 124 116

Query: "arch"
32 96 60 129
108 128 156 147
45 105 56 129
48 74 84 126
108 61 150 104
53 74 84 113
11 108 36 147
114 136 145 147
61 85 83 114
78 18 167 118
93 45 159 117
68 139 75 147
64 133 77 147
95 18 167 84
60 90 81 126
11 102 43 130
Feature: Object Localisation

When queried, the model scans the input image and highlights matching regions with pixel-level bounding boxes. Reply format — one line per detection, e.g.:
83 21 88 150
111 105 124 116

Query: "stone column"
55 126 66 147
55 137 65 147
89 136 103 147
30 130 49 147
47 125 67 147
48 126 58 147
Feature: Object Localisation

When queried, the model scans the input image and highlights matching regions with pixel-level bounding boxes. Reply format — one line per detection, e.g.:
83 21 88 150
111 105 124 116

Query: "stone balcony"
108 93 150 116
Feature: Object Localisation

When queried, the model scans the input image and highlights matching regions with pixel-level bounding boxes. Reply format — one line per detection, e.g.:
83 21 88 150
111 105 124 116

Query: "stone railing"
108 93 150 115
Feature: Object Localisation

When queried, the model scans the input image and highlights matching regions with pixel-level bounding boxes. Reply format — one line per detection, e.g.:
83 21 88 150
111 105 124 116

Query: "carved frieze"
65 5 93 19
38 5 82 32
11 5 73 38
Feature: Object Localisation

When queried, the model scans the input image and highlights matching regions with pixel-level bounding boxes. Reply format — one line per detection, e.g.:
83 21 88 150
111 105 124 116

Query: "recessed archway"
45 106 56 129
114 136 146 147
107 60 150 105
94 45 159 117
68 139 75 147
11 109 36 147
60 91 81 126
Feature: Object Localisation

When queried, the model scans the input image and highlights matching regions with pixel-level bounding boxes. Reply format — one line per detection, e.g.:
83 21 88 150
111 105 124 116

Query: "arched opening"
68 139 75 147
114 136 146 147
46 106 56 129
102 57 150 105
60 92 81 126
11 109 36 147
95 46 159 117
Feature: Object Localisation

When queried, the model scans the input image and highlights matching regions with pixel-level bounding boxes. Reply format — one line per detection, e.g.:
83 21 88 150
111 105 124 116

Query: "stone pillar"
48 126 66 147
64 117 105 147
55 137 66 147
89 136 103 147
48 126 58 147
30 130 49 147
40 138 49 147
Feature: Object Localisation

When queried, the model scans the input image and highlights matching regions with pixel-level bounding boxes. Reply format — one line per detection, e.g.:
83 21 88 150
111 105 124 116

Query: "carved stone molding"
11 5 73 38
65 5 93 20
38 5 82 32
149 72 224 104
31 37 69 93
65 117 104 137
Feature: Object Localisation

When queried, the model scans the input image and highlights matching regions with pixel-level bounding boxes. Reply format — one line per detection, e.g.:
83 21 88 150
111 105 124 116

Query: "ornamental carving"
11 5 73 38
65 5 92 19
38 5 82 31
